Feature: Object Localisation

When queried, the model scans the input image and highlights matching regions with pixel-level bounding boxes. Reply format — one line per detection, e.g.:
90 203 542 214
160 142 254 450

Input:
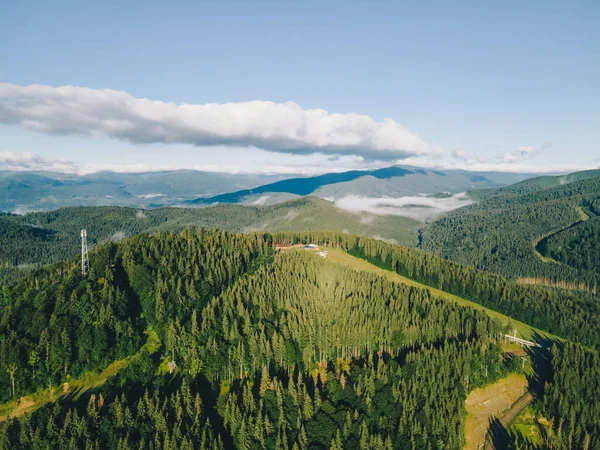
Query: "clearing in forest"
0 328 160 423
463 373 529 450
321 248 552 341
0 359 127 423
510 406 553 447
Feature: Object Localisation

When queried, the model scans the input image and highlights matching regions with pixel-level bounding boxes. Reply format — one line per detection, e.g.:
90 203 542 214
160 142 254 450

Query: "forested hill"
5 168 600 294
1 229 599 449
0 197 419 269
538 197 600 276
0 229 515 449
421 173 600 292
468 168 600 200
0 229 600 450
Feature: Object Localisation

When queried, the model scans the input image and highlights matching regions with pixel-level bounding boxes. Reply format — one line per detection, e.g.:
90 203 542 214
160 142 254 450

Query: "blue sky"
1 0 599 174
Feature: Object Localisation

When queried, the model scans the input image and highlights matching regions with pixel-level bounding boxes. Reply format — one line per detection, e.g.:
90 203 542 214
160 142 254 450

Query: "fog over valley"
334 192 473 221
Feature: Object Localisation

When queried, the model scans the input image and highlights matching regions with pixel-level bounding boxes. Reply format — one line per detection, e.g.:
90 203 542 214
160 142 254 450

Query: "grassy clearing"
575 206 590 221
321 248 552 341
140 328 161 355
0 359 128 422
464 373 529 450
510 406 553 446
0 328 161 422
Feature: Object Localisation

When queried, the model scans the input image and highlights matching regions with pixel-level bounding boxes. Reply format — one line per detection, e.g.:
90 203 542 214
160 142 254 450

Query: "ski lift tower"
81 229 89 276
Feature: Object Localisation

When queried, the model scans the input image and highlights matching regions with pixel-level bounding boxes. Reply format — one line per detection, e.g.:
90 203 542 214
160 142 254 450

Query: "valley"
0 167 533 213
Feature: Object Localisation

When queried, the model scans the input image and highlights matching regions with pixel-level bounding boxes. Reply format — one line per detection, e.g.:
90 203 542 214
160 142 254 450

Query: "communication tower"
81 229 89 276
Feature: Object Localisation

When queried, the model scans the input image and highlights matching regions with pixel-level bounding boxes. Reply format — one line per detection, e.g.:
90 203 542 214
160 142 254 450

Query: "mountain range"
0 170 288 212
0 166 535 213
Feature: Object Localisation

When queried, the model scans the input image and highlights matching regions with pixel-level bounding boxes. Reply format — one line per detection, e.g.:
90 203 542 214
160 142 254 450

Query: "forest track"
483 392 534 450
497 392 533 427
0 329 160 423
0 359 127 423
464 373 529 450
532 206 589 265
526 205 598 293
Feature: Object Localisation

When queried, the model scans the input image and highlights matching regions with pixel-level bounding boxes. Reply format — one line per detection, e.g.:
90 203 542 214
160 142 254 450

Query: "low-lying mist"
334 193 473 221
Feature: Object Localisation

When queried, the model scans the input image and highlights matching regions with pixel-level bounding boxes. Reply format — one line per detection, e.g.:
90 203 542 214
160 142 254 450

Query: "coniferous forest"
421 177 600 292
2 1 600 446
0 227 599 449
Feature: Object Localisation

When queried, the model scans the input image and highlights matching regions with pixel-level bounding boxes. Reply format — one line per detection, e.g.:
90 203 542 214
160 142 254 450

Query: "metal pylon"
81 229 89 276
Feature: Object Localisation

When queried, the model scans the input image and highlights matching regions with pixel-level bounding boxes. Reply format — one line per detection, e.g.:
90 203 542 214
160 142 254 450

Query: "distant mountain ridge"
0 165 539 212
0 169 290 212
469 169 600 200
188 166 535 205
187 166 415 205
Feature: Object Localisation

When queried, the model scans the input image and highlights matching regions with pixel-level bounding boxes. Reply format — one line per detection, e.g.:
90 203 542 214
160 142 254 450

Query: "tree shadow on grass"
486 416 509 449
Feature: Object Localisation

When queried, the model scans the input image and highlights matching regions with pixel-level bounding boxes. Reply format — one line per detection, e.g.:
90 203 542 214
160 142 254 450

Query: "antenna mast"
81 229 89 276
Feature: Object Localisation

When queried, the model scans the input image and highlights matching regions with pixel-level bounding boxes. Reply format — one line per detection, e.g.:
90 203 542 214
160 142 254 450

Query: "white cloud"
0 150 372 175
12 205 40 215
136 193 166 199
401 155 591 174
110 231 126 242
448 142 554 168
503 142 551 163
403 141 590 173
334 193 473 221
2 149 593 176
452 149 482 165
0 82 429 161
0 151 80 172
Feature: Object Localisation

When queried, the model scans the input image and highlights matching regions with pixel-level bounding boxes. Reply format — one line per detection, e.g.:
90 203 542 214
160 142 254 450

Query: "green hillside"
0 197 419 268
539 213 600 275
468 169 600 200
422 174 600 291
1 230 599 449
0 229 519 449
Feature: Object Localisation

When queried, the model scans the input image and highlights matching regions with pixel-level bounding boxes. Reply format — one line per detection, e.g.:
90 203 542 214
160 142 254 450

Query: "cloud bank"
449 142 553 168
2 150 592 176
503 142 552 163
0 151 80 172
0 83 429 161
335 193 473 221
